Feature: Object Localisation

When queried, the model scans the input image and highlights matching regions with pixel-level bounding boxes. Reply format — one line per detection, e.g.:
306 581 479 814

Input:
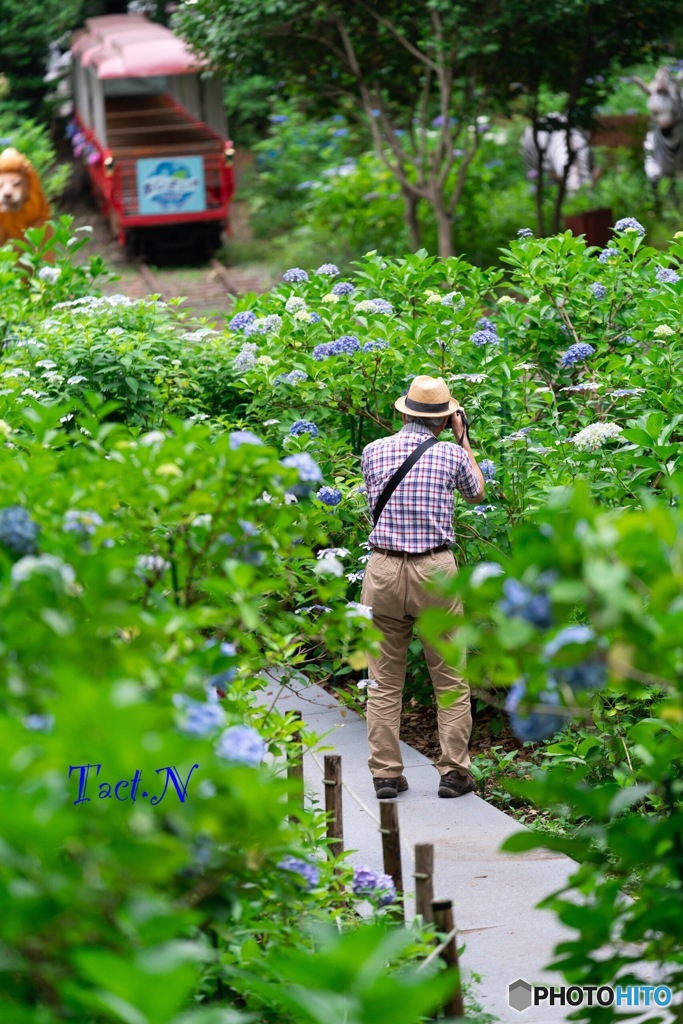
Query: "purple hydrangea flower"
316 263 340 276
229 430 263 449
228 310 256 331
290 419 319 437
375 872 397 907
352 865 379 895
63 509 103 536
610 387 644 397
613 217 645 235
560 342 594 368
233 343 258 373
543 625 595 658
591 283 607 300
517 228 534 238
215 725 266 766
618 335 638 346
278 856 320 890
371 299 393 314
270 114 288 124
476 317 497 333
0 506 39 556
470 329 499 347
479 459 496 481
656 267 680 284
332 281 355 296
317 486 342 506
362 340 389 353
283 267 309 283
244 314 282 337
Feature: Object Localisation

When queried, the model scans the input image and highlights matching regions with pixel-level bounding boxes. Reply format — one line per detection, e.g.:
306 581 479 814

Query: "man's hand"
451 408 467 445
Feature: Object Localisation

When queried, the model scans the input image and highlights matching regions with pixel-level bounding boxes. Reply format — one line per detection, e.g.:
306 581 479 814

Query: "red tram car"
70 14 234 256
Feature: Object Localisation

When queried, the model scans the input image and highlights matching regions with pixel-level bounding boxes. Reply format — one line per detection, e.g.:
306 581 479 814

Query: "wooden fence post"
323 755 344 861
432 898 464 1018
286 710 304 817
414 843 434 924
379 801 404 921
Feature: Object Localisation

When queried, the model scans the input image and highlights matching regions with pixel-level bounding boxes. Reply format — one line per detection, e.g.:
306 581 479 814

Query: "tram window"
104 77 168 97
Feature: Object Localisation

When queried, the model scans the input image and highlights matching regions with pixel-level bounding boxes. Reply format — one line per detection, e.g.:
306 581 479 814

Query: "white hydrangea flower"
256 355 275 365
294 309 311 321
285 296 306 313
569 422 623 452
317 547 350 559
498 295 515 304
345 601 373 620
322 293 340 303
654 325 675 338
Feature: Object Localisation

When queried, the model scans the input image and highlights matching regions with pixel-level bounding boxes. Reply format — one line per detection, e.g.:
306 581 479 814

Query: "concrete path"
260 672 581 1023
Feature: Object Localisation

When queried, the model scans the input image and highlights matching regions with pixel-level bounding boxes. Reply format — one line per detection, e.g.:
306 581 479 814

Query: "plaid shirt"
361 422 481 552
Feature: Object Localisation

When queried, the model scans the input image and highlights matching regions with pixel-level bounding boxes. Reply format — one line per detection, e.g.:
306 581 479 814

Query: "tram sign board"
136 156 206 215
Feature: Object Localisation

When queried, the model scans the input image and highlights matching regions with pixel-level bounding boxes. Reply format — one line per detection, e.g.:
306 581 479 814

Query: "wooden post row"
379 800 404 921
414 843 434 924
323 754 344 860
432 898 465 1019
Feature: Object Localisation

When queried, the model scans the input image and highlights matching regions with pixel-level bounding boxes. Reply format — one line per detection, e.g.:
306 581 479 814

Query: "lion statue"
0 148 51 246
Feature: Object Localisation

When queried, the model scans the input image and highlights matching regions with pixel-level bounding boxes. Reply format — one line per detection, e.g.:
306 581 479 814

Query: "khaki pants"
361 549 471 778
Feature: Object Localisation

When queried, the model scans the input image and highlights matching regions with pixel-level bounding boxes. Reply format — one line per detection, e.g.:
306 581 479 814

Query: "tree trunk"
433 198 455 258
551 178 568 234
402 189 422 251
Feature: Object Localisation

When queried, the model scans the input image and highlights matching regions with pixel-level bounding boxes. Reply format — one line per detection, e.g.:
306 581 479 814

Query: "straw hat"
394 375 460 418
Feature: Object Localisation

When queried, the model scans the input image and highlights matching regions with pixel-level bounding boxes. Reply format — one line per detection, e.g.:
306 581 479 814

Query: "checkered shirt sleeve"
361 424 481 552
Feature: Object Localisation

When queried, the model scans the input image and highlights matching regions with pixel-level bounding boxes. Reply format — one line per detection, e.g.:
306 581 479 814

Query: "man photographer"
360 375 486 800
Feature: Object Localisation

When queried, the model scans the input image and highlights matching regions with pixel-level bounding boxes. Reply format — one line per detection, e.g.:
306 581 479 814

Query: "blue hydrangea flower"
543 625 595 659
233 343 258 373
317 486 342 506
282 452 323 485
560 342 594 367
283 267 309 283
174 696 226 737
371 299 393 314
517 228 534 238
278 856 320 890
656 267 680 284
63 509 103 536
506 680 568 742
476 317 497 333
316 263 340 276
332 281 355 296
362 340 389 353
618 335 638 346
276 369 309 386
498 578 553 629
598 247 616 264
309 312 321 323
290 419 319 438
215 725 266 766
228 310 256 331
470 329 499 347
0 506 39 556
479 459 496 481
244 314 282 336
312 335 360 360
229 430 263 449
23 713 55 732
613 217 645 235
270 114 288 124
591 283 607 300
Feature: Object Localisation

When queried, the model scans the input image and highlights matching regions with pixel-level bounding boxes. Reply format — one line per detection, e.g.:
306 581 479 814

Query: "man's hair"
405 413 448 434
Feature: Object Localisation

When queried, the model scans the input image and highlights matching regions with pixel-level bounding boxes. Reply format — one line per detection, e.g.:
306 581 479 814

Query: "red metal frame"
74 108 234 247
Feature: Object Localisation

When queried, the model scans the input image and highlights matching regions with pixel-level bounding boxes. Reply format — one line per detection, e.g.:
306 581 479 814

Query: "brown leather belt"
371 544 451 559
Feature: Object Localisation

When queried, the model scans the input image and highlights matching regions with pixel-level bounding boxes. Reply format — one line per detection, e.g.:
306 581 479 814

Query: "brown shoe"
438 771 476 798
373 775 409 799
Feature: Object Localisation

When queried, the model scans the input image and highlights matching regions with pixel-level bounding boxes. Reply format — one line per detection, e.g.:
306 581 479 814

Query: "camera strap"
372 435 439 526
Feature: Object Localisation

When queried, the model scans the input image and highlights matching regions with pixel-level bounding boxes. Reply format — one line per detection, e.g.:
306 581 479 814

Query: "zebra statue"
521 115 595 193
631 67 683 187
